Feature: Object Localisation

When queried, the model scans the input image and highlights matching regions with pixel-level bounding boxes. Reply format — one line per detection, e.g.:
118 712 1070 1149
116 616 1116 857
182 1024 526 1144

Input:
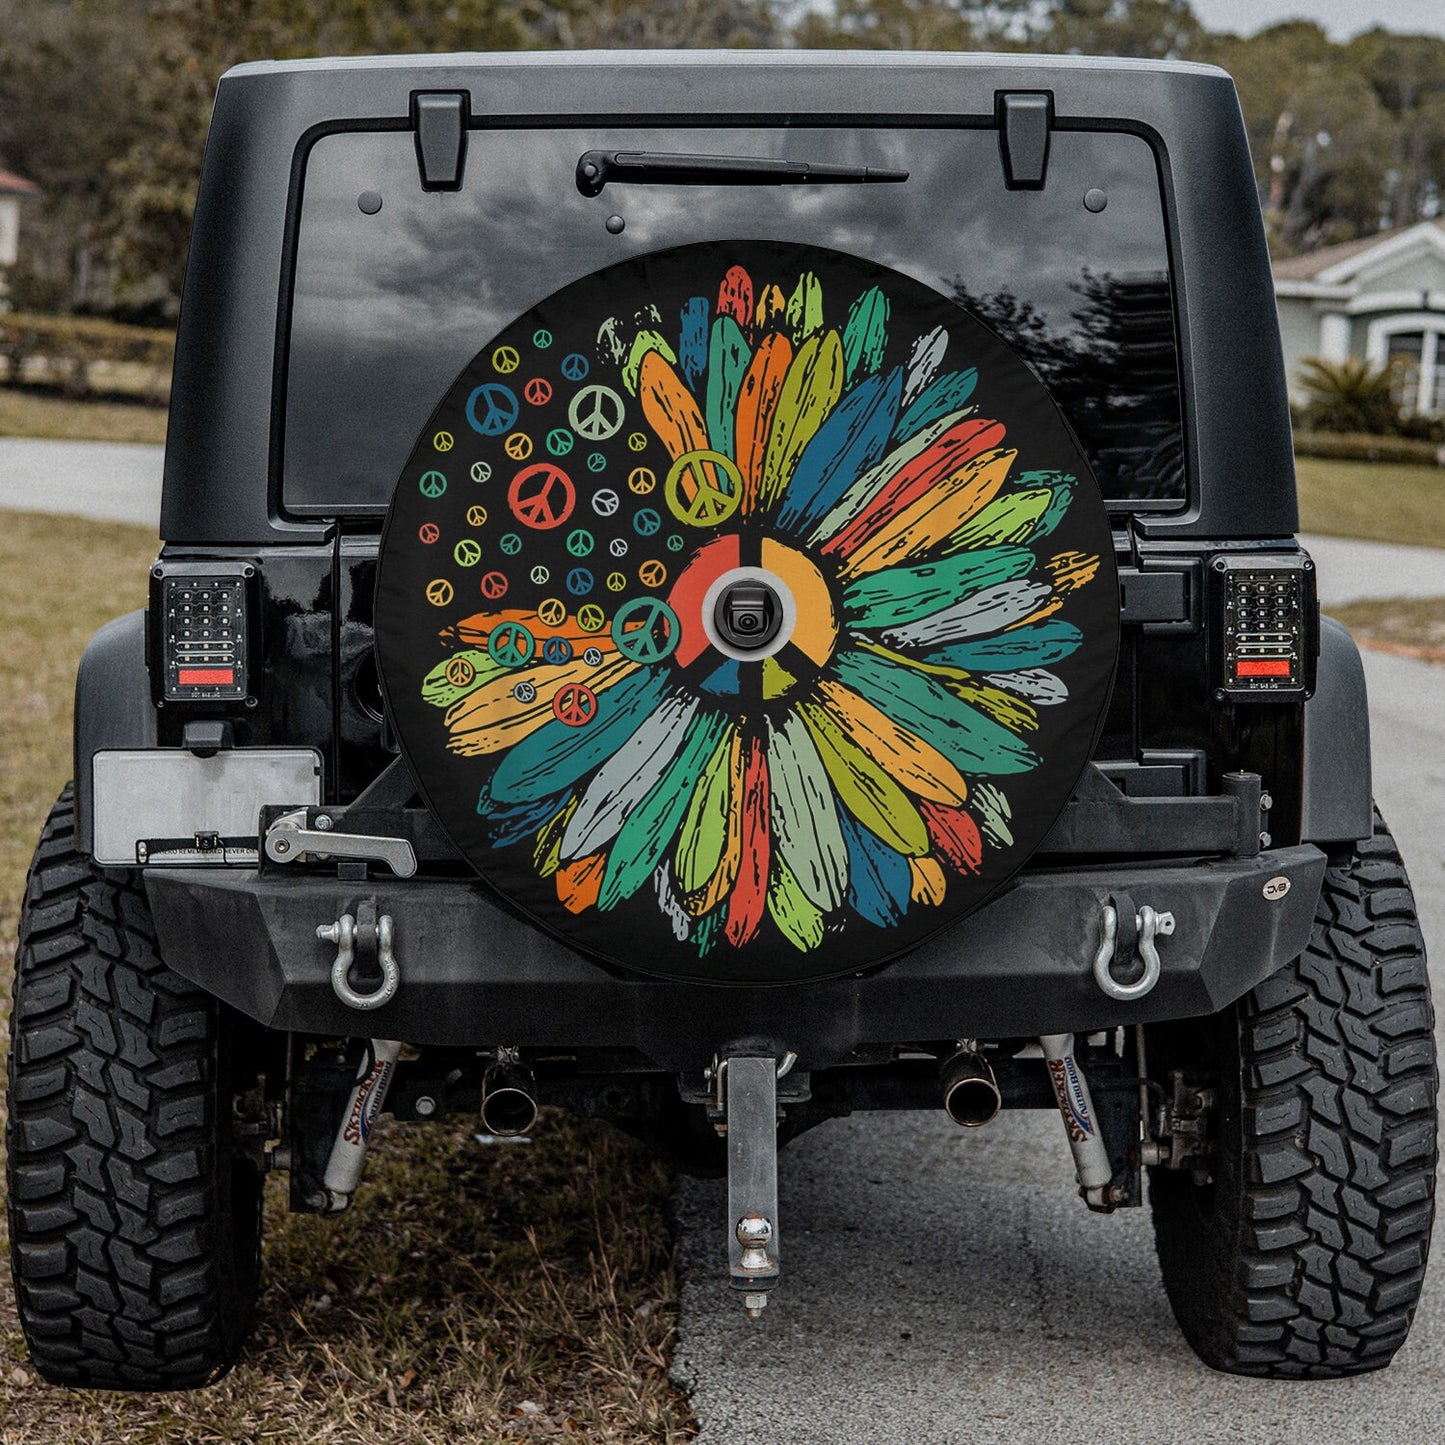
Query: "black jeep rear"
7 51 1435 1388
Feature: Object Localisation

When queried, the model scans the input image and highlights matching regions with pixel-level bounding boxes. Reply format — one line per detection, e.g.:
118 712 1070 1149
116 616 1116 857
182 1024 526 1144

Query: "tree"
1296 357 1405 436
0 0 154 311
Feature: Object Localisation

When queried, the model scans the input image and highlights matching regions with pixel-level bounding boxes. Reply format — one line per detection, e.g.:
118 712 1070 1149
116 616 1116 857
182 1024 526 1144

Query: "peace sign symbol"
667 534 684 552
627 432 649 452
532 328 553 350
479 571 509 599
499 533 523 556
591 489 620 517
488 620 535 668
418 522 440 545
471 460 493 484
566 529 594 557
611 596 681 664
546 428 574 457
467 383 519 436
467 505 488 527
418 470 447 498
566 567 594 596
577 604 607 633
553 682 598 728
628 467 656 495
492 345 521 374
537 597 567 626
634 508 661 536
530 564 550 585
508 463 576 530
609 537 629 558
466 384 519 437
606 571 627 592
639 560 667 588
454 538 482 568
582 646 604 666
426 579 454 607
444 656 476 688
513 681 537 704
524 378 553 406
433 431 454 452
587 452 607 474
561 353 589 382
665 449 742 527
568 384 625 441
542 636 573 665
505 432 533 461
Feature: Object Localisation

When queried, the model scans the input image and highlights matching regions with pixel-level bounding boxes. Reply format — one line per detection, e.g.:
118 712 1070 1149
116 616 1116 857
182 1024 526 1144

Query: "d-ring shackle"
318 913 401 1010
1092 902 1173 1003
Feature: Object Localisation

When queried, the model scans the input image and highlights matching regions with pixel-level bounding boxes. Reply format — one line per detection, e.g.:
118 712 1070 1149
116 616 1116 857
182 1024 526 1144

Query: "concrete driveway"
672 652 1445 1444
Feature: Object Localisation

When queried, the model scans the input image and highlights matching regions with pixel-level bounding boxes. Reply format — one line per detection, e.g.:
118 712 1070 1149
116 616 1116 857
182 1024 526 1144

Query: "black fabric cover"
375 241 1118 985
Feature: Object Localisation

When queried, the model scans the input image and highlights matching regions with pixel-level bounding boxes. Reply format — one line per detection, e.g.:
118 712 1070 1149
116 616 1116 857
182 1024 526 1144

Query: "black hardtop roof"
162 47 1294 544
222 49 1230 82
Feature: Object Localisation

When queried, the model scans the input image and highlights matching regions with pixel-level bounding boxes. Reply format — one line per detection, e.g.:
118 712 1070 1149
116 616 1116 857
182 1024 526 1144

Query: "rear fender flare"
74 611 155 855
1301 617 1372 846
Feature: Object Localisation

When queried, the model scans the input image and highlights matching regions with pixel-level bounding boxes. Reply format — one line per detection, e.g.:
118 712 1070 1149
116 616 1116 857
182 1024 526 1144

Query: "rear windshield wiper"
576 150 908 197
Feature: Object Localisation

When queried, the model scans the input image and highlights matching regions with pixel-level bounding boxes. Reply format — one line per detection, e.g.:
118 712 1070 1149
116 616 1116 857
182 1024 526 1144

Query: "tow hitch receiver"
722 1056 782 1317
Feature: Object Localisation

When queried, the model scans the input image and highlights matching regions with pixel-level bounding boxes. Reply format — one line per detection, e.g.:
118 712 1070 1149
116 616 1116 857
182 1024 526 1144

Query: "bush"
0 312 173 400
1292 429 1444 465
1296 356 1406 436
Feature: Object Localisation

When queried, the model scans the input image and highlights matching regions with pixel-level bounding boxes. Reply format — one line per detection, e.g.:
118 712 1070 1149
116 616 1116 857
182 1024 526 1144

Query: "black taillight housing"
1208 552 1319 701
149 561 255 706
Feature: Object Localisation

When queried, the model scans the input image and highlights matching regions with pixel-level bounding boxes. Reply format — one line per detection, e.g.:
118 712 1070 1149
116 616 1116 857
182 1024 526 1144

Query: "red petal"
919 801 982 874
718 266 754 329
822 418 1005 558
724 738 769 946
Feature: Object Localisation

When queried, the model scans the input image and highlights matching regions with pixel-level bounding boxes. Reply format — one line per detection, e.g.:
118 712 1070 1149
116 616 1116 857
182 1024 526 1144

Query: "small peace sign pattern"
374 241 1118 986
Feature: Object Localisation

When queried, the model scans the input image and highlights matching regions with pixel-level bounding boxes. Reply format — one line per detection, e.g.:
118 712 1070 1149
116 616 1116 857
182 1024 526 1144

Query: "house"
0 169 41 296
1273 219 1445 418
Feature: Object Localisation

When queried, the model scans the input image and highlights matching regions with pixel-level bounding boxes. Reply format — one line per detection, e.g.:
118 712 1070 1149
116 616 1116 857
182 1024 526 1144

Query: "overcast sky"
1188 0 1445 41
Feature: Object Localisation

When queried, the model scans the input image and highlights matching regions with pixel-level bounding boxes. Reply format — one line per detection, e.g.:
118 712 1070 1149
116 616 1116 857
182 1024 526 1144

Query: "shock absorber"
1040 1033 1114 1209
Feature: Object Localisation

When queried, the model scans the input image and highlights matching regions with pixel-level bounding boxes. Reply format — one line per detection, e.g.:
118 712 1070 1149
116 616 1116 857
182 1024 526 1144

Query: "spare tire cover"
375 241 1118 985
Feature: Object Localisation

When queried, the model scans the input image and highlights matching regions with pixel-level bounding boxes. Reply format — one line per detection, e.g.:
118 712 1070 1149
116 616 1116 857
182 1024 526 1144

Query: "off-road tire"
6 787 264 1389
1149 808 1437 1377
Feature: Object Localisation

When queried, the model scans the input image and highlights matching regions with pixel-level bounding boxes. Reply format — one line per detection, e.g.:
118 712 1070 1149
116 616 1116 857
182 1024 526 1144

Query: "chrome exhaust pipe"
941 1049 1002 1127
480 1062 539 1137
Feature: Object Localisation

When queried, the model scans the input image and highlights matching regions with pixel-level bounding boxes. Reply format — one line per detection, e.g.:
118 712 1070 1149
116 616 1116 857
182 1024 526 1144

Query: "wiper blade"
576 150 908 197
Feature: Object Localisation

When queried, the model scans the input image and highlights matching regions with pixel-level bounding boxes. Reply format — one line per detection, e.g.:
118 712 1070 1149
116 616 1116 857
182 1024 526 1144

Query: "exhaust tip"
941 1052 1002 1128
480 1067 539 1137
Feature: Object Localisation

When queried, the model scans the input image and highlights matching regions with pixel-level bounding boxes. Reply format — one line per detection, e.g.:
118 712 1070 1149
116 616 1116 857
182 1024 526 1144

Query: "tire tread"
6 786 260 1389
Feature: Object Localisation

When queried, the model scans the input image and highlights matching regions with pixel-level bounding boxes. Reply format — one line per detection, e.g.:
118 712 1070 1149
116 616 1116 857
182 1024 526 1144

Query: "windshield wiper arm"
576 150 908 197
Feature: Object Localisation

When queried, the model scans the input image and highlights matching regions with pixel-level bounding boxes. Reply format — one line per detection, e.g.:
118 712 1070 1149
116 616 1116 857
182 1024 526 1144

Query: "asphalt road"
672 653 1445 1443
0 442 1428 606
0 437 163 527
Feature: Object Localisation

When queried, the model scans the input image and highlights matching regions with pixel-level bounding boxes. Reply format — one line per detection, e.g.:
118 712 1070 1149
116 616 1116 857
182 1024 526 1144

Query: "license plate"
92 748 321 866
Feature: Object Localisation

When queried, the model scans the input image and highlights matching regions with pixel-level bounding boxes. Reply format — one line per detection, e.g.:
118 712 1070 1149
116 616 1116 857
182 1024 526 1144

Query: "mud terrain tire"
1149 809 1437 1377
6 787 263 1389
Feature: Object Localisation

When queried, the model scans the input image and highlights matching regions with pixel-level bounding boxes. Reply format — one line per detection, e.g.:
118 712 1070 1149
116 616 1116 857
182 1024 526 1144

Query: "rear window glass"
285 126 1182 513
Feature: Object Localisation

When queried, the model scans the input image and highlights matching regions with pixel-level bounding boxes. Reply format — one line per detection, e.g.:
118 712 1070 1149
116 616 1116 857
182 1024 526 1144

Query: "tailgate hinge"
996 91 1053 190
413 91 469 192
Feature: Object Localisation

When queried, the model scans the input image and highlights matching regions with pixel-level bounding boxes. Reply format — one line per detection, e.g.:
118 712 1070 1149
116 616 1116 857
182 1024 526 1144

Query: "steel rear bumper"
144 845 1326 1069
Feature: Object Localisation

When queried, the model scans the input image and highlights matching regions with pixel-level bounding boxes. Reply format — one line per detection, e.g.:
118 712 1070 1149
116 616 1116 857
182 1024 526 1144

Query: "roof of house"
1273 219 1445 282
0 169 40 196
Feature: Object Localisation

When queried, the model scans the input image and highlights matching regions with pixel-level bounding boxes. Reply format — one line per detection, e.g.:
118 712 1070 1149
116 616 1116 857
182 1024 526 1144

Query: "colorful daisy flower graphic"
378 242 1116 982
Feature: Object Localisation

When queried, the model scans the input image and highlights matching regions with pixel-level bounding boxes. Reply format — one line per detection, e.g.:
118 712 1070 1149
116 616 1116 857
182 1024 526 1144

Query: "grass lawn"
0 509 691 1442
0 387 167 446
1329 596 1445 665
1295 456 1445 550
